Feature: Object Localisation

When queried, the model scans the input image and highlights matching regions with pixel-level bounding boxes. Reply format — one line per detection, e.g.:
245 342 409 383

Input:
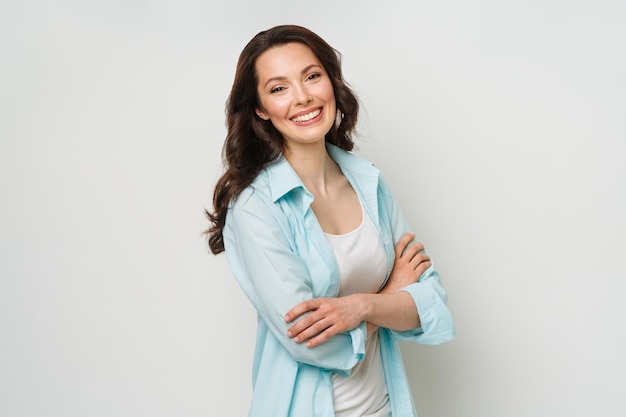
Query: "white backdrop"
1 1 625 416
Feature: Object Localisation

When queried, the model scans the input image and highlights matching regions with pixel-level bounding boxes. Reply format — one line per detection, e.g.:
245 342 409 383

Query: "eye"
306 73 321 81
270 86 286 94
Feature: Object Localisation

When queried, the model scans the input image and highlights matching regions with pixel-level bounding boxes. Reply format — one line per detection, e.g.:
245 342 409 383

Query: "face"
255 42 336 151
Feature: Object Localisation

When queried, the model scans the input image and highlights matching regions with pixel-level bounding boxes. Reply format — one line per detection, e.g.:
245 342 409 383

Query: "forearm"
360 292 421 331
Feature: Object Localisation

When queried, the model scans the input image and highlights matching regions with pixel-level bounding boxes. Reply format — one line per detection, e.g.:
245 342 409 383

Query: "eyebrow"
263 64 323 89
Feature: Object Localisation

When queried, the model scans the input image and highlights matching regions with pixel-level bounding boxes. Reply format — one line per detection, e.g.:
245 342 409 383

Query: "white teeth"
292 109 321 122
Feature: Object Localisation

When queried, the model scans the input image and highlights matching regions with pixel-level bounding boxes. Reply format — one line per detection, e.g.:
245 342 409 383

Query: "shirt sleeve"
377 174 456 345
223 187 366 375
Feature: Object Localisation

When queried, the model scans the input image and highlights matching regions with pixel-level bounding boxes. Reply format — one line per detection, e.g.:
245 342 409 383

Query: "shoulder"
228 158 301 218
224 177 280 240
229 172 273 213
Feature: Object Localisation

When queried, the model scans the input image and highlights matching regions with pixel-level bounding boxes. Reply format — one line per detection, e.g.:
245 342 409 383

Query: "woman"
206 25 455 417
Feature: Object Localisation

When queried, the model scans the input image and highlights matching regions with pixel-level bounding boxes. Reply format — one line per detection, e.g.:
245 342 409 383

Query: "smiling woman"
254 43 337 152
205 25 455 417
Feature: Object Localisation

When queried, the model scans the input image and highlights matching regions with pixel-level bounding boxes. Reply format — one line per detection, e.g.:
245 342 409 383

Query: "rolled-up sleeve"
378 174 456 345
224 188 365 375
392 266 456 344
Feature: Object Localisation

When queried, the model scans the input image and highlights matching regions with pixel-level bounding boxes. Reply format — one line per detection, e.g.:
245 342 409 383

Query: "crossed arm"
284 232 431 348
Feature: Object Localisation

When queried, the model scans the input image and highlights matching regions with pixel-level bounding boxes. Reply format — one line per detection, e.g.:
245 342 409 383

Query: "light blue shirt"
223 144 455 417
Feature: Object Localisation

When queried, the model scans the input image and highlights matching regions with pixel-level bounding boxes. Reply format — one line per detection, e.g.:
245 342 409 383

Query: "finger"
284 298 321 323
401 241 424 261
412 242 426 255
292 317 332 344
305 324 339 348
394 233 416 258
287 309 324 338
414 261 432 277
409 253 430 269
410 252 432 276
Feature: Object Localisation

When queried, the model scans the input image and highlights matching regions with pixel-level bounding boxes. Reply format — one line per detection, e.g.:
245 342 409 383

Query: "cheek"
321 82 336 104
264 97 292 118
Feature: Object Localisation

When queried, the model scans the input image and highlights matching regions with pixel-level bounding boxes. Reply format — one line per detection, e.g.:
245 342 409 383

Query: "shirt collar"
264 143 380 203
265 155 305 203
326 143 379 178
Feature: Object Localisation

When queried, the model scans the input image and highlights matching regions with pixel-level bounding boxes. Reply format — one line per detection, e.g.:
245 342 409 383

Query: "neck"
283 141 338 193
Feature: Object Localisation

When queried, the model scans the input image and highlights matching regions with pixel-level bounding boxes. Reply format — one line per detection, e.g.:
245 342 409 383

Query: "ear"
255 108 270 120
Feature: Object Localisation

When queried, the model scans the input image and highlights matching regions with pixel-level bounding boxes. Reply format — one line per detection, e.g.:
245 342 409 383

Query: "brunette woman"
206 25 455 417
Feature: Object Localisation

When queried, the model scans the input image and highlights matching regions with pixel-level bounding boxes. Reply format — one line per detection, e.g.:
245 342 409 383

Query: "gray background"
1 1 625 416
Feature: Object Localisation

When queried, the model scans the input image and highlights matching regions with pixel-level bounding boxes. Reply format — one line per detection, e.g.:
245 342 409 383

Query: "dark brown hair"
206 25 359 254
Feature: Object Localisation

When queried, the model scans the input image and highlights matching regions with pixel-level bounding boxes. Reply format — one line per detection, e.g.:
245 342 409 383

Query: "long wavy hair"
206 25 359 254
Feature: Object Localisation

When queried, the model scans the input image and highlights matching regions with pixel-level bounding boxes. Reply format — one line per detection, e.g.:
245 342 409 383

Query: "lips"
291 108 322 123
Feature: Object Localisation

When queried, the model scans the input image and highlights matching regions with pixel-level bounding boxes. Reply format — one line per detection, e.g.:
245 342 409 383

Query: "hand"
284 295 365 348
380 232 431 294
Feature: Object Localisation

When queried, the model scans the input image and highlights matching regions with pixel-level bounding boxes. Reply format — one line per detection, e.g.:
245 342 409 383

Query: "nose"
293 84 313 106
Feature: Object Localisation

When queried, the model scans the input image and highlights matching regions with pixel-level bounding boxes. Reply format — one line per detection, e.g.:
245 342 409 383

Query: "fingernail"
287 331 292 337
294 337 300 343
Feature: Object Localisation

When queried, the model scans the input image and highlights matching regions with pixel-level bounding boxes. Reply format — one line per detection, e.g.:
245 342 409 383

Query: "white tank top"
324 201 392 417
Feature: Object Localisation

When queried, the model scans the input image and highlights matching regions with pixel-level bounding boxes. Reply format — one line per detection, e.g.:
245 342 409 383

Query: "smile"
291 108 322 123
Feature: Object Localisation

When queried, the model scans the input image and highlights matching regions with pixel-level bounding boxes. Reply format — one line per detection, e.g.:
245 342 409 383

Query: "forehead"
255 42 323 81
